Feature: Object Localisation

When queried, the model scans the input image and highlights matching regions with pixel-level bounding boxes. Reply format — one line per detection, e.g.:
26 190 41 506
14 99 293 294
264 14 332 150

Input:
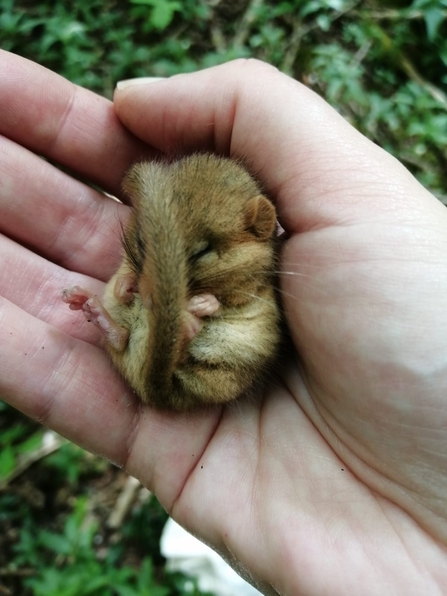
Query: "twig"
0 432 66 491
281 16 306 74
0 568 36 577
399 153 433 171
351 39 372 68
107 475 143 529
358 11 447 108
399 55 447 108
211 26 227 53
233 0 264 48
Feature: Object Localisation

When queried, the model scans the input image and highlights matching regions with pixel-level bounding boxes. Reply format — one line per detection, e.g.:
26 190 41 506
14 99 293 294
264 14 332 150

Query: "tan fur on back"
103 154 282 410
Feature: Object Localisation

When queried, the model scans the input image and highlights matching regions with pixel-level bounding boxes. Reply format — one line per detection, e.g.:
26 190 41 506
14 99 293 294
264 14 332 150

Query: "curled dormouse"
62 154 282 410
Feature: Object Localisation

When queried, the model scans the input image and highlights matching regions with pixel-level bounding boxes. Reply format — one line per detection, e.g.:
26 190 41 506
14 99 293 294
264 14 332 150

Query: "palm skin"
0 50 446 594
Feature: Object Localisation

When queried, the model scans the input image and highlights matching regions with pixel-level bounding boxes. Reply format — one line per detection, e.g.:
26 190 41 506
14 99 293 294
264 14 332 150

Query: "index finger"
0 50 155 197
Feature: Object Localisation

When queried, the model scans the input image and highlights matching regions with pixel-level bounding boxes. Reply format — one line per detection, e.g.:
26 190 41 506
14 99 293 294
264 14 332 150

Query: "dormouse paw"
61 285 92 311
187 293 220 318
62 285 129 351
180 293 220 347
182 310 204 345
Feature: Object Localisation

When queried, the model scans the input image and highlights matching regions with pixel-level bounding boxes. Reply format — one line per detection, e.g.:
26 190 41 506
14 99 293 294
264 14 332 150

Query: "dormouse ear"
244 195 277 239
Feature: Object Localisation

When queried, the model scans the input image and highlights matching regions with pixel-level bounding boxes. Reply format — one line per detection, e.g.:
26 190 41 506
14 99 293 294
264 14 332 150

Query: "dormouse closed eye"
190 241 214 262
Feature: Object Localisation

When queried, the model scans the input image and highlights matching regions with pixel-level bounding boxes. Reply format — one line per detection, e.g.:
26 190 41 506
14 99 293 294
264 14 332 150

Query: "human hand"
1 50 446 594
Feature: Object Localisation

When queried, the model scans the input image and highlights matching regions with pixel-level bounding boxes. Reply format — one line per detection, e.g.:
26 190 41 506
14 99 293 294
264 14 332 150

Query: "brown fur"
78 154 282 409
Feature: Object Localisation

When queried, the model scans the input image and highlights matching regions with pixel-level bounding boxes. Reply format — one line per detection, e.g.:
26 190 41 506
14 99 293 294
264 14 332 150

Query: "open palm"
1 51 446 594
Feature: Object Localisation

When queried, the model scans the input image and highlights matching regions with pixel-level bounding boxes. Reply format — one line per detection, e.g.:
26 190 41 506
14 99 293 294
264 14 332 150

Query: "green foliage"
0 402 210 595
0 407 44 480
130 0 182 31
19 497 169 596
1 0 445 197
45 442 107 485
411 0 447 40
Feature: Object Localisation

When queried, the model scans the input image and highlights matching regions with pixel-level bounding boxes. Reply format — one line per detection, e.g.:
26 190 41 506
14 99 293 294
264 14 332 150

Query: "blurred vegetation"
0 403 211 596
1 0 447 198
1 0 446 593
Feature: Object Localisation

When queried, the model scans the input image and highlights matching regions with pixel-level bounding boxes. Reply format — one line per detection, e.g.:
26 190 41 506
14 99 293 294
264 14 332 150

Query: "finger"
0 296 139 463
114 59 441 233
0 235 105 344
0 296 220 499
0 135 128 279
0 50 154 196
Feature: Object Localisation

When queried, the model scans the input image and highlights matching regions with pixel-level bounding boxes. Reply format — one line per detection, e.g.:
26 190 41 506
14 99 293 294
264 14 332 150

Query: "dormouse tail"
124 162 190 408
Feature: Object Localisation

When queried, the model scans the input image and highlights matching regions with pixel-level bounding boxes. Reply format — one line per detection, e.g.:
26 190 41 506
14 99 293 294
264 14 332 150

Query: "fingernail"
116 77 166 90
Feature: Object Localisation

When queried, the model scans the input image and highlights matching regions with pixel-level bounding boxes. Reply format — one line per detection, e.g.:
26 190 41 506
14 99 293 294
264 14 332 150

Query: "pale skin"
1 49 446 594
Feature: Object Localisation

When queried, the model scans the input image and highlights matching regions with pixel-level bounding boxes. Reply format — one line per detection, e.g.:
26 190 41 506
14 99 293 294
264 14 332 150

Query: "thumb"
113 59 427 234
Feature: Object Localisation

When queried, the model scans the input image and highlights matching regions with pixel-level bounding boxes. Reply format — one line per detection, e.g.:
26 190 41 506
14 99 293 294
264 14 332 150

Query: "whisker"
274 289 306 303
231 287 311 307
232 289 278 306
279 271 315 279
234 281 330 304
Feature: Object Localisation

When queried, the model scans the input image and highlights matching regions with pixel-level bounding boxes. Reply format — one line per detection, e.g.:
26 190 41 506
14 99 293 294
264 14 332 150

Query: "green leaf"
0 444 16 478
0 423 27 446
138 559 170 596
151 0 181 30
424 7 445 40
324 0 345 10
17 431 44 454
300 0 322 17
39 530 72 555
316 13 331 31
